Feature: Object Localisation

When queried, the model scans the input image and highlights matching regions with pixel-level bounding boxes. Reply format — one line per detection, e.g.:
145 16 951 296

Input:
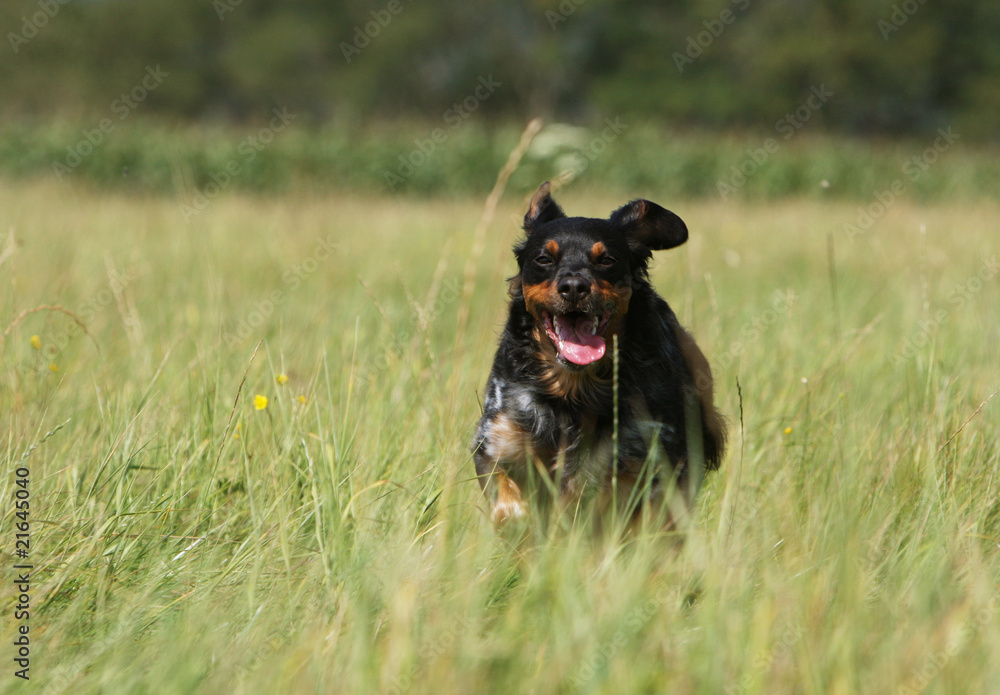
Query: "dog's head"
514 182 688 370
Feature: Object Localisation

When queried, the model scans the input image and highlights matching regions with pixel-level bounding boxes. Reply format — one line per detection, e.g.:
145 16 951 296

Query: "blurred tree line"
1 0 998 139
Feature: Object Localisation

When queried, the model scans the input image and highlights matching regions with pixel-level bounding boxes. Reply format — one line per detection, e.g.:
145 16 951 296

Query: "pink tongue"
555 315 606 365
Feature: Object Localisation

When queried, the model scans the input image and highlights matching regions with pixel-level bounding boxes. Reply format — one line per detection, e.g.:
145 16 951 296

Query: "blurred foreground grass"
1 178 998 693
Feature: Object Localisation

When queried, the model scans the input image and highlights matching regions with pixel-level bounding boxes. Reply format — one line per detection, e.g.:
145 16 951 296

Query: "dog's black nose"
558 276 590 303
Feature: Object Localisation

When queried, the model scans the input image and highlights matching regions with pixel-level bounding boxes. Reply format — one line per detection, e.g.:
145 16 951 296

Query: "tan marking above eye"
590 241 607 260
545 240 560 256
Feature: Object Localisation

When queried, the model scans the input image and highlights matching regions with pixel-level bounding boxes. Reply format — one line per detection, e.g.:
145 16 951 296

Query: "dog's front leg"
473 411 533 525
473 450 528 525
488 470 527 525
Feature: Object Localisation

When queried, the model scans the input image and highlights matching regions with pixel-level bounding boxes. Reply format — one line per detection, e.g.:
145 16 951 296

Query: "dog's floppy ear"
523 181 566 233
609 199 688 250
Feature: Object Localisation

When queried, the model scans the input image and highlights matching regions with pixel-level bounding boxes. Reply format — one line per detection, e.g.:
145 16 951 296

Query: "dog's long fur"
471 183 725 526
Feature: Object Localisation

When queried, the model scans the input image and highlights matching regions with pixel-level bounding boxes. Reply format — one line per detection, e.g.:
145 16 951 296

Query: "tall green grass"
1 178 998 693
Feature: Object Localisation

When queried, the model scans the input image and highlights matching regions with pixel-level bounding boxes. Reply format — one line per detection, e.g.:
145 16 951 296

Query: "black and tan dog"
471 182 725 527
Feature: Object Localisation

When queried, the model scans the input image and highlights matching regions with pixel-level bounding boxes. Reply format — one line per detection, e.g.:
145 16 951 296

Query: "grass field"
1 175 999 694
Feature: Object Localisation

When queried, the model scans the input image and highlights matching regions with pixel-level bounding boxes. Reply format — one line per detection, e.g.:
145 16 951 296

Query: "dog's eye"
535 255 553 266
597 256 616 268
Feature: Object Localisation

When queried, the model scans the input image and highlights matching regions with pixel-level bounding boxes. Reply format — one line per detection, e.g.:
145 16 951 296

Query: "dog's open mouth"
542 310 611 366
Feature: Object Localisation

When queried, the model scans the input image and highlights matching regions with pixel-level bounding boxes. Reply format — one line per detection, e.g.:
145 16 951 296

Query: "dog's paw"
491 473 527 526
491 497 527 526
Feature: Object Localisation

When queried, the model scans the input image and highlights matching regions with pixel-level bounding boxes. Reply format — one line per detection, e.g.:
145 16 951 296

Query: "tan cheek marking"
595 280 632 317
522 280 557 316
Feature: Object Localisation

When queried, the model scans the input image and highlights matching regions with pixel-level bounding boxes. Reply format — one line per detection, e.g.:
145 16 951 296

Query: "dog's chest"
485 380 619 483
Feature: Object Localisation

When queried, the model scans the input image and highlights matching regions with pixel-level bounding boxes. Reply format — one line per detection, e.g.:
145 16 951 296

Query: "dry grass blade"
0 228 15 268
937 390 998 453
1 304 100 352
454 117 544 349
18 418 71 465
213 339 264 474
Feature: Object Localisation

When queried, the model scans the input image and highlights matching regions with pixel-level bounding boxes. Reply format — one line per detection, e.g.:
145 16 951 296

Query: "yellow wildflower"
49 363 59 372
253 394 268 410
296 395 308 405
783 427 793 435
275 373 289 386
30 335 42 350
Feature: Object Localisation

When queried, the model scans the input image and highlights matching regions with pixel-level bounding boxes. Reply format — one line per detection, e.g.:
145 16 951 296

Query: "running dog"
471 182 725 527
